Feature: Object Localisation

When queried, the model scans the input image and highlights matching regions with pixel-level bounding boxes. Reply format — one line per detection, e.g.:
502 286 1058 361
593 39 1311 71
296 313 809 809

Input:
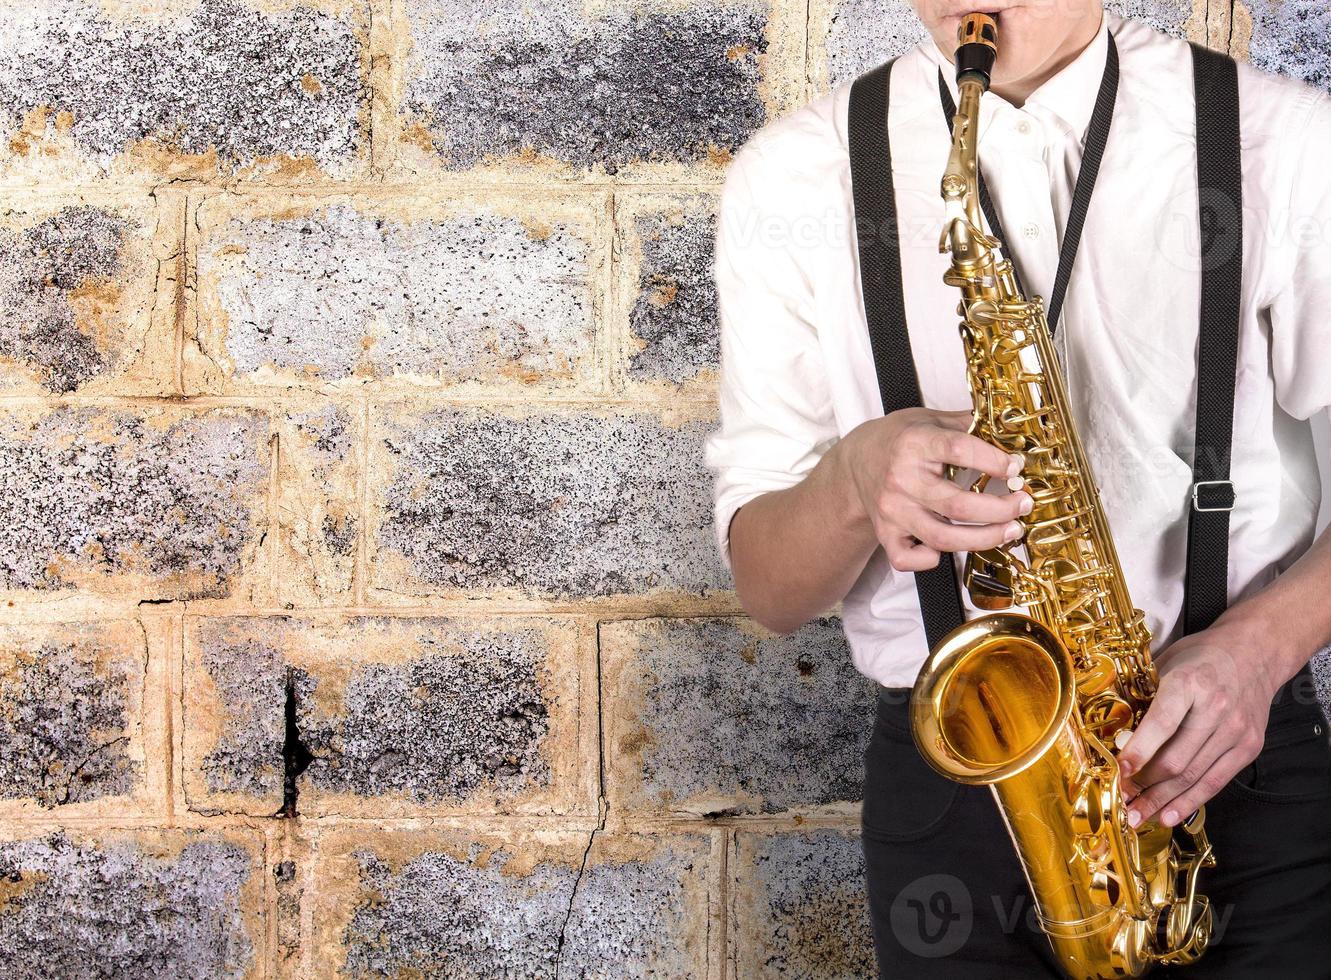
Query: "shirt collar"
925 10 1110 143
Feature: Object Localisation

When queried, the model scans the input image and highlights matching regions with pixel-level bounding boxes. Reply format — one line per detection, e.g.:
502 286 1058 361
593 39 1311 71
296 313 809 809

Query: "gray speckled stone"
301 627 553 804
559 835 710 979
1104 0 1195 37
0 0 365 169
0 623 140 809
605 617 873 814
192 616 561 811
197 625 289 806
627 204 719 384
198 202 594 386
820 0 929 90
401 0 768 172
731 830 875 979
0 406 268 597
0 205 132 393
1245 0 1331 91
0 832 257 978
339 841 577 978
372 408 728 598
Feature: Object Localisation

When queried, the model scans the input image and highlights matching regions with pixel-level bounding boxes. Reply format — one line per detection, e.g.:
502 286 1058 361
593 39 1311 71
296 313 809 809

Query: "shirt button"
1023 222 1041 240
1017 120 1032 135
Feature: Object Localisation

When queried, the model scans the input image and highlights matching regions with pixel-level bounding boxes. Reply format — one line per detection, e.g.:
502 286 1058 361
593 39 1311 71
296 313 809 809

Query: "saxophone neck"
941 14 999 269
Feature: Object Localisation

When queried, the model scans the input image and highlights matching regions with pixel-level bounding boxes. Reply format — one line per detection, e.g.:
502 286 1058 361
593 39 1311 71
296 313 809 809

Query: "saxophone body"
908 15 1216 977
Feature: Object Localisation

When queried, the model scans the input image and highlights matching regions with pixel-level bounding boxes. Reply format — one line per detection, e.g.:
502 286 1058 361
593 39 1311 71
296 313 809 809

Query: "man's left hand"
1116 618 1279 829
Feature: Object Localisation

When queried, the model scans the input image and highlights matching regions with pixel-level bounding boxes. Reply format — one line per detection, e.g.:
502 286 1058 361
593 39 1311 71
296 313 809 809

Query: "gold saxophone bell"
907 13 1216 978
911 613 1075 788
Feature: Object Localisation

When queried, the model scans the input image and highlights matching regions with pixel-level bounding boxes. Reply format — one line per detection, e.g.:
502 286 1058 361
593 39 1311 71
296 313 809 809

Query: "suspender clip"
1192 480 1236 513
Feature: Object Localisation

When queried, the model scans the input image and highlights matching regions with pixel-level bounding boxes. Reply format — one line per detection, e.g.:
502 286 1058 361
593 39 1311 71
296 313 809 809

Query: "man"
704 0 1331 975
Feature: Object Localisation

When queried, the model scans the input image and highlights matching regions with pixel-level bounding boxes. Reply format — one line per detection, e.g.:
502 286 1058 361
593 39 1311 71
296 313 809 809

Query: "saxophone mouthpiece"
956 13 998 91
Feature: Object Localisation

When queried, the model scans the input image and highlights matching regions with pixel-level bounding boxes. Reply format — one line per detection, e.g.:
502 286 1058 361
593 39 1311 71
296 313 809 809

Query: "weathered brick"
559 833 712 979
390 0 792 177
1241 0 1331 90
0 0 367 182
0 405 269 600
617 196 719 386
311 828 708 979
272 403 359 605
0 195 174 395
602 617 873 816
1103 0 1203 37
729 829 876 979
184 615 590 817
0 829 265 978
369 405 728 600
811 0 928 92
187 192 604 393
273 850 304 971
812 0 1203 92
312 827 583 977
0 619 167 817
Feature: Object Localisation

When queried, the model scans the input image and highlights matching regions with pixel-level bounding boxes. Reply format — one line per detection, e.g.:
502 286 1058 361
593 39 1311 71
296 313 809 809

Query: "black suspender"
846 45 1243 647
847 59 966 650
1184 44 1243 634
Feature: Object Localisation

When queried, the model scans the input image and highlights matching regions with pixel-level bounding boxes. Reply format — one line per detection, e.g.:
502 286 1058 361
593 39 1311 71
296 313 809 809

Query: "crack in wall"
277 667 313 819
553 622 611 979
553 827 598 980
57 736 131 806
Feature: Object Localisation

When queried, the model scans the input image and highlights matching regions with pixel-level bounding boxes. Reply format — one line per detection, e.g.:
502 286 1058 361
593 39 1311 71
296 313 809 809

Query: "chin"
991 31 1043 84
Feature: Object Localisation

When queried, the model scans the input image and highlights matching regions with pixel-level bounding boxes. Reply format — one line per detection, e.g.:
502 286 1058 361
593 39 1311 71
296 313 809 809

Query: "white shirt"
703 12 1331 688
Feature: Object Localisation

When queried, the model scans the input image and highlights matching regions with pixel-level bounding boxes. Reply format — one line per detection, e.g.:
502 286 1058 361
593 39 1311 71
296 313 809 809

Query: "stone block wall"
0 1 1323 976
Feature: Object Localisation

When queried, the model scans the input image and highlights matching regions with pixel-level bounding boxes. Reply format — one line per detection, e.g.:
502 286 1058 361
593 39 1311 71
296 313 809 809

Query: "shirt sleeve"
1266 89 1331 422
702 139 841 572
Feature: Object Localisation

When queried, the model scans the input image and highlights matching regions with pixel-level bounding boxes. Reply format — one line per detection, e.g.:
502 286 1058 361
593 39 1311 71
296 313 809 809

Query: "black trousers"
862 662 1331 978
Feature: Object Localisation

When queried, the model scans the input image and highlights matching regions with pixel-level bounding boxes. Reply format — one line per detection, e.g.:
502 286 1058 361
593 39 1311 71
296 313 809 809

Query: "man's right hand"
836 407 1033 573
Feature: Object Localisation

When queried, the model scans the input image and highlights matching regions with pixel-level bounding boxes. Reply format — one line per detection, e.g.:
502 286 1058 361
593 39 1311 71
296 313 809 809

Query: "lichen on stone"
741 830 875 978
321 513 358 558
1103 0 1194 37
821 0 929 89
300 622 555 803
196 617 558 807
1245 0 1331 91
287 404 353 473
375 409 727 597
0 636 138 808
402 0 769 171
340 843 576 978
624 618 873 813
0 0 365 167
200 203 592 383
198 627 293 801
559 842 700 977
0 205 132 393
0 407 267 595
628 207 719 383
0 832 255 977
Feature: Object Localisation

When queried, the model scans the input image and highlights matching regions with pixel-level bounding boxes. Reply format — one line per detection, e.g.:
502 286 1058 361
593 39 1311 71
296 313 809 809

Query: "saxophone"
908 14 1216 977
